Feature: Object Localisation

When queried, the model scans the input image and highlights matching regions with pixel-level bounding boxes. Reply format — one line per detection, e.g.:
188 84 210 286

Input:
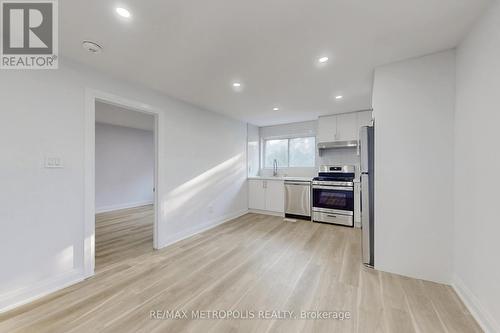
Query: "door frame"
83 88 163 278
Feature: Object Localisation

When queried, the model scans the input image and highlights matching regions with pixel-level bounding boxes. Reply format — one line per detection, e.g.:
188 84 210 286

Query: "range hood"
317 140 358 150
317 140 358 156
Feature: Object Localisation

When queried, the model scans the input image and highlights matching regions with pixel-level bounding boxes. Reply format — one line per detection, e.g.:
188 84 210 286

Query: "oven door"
312 185 354 214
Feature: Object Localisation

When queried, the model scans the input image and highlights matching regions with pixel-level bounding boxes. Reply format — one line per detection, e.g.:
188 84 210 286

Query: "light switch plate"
45 156 64 168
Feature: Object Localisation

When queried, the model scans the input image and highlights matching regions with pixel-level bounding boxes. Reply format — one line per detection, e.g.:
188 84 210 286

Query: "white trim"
95 201 154 214
84 89 164 279
84 90 96 279
0 269 84 314
158 209 249 249
248 209 285 217
452 276 500 333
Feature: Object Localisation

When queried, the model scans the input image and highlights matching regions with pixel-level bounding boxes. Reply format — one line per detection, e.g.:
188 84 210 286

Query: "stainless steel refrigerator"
360 125 374 267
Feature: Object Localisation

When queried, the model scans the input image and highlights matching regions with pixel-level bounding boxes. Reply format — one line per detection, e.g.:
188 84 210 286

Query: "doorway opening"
94 101 155 271
84 90 162 277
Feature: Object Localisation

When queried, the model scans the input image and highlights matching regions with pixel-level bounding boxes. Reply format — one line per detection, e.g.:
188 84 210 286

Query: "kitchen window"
264 137 315 168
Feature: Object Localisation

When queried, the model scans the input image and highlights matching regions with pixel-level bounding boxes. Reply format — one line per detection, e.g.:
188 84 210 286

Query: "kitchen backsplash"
318 147 360 171
258 147 360 178
259 167 317 178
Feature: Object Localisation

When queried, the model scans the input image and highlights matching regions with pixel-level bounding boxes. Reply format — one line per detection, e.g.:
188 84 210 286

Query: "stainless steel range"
312 165 355 227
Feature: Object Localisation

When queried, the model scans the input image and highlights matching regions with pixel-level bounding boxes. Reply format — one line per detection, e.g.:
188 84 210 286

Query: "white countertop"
248 176 360 183
248 176 313 182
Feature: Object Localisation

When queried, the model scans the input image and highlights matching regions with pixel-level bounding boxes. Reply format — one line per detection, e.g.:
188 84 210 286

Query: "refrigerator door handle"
361 174 372 267
359 126 368 173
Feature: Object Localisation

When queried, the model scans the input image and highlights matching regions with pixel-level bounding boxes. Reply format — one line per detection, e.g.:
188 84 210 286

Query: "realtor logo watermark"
1 0 58 69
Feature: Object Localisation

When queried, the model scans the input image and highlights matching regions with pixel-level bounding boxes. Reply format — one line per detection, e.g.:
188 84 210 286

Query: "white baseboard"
248 209 284 217
452 276 499 333
158 209 249 249
0 209 248 315
95 200 154 213
0 269 85 314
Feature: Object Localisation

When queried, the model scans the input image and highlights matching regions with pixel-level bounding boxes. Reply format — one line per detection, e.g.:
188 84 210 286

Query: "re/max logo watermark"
1 0 58 69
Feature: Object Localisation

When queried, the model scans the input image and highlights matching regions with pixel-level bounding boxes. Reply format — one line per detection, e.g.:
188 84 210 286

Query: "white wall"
0 59 248 311
247 124 260 177
259 120 317 139
454 2 500 331
95 101 155 131
95 123 154 213
372 51 456 284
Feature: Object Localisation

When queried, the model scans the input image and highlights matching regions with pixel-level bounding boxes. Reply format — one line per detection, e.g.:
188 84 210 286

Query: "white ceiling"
95 101 155 131
61 0 490 126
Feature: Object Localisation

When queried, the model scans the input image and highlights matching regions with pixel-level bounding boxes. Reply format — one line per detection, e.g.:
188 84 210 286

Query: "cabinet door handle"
327 215 337 218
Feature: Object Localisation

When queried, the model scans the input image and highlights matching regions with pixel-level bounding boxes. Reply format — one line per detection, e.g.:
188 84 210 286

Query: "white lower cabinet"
248 179 266 210
264 180 285 212
248 179 284 214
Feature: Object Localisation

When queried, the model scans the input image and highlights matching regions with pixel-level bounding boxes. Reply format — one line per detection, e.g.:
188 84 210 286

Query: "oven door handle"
312 185 353 191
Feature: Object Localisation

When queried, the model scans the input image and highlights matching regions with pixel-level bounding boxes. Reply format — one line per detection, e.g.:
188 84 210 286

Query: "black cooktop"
313 173 355 182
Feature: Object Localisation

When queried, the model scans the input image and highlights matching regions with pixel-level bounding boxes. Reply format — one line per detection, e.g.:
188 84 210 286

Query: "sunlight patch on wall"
161 154 244 218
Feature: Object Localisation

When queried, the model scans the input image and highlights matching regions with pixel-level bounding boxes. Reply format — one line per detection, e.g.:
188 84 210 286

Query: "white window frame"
262 136 316 169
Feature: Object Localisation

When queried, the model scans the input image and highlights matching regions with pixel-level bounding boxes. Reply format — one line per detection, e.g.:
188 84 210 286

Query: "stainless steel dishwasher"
284 180 311 220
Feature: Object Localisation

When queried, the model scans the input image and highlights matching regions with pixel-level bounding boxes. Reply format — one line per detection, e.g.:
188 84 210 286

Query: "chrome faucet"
273 159 278 177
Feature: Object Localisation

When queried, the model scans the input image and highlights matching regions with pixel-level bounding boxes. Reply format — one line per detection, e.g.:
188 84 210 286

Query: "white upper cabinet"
317 115 337 142
317 111 373 143
336 112 358 142
357 110 373 128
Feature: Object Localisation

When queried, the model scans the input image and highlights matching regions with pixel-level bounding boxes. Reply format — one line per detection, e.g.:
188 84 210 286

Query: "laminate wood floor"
95 205 154 272
0 207 482 333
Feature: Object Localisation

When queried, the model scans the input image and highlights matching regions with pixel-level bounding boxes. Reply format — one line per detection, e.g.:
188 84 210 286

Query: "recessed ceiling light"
232 82 241 88
273 107 279 111
116 7 131 18
82 40 103 54
335 95 344 100
318 56 329 63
